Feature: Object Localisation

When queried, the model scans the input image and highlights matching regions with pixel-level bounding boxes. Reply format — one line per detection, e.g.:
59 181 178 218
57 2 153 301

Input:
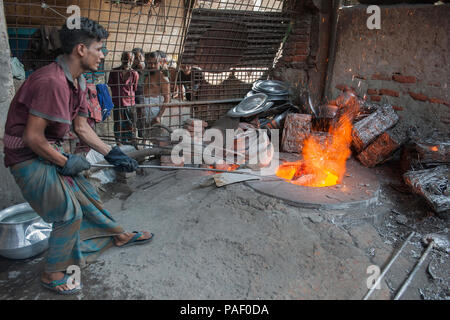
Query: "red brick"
294 48 309 55
408 92 428 102
379 89 400 97
428 98 449 106
428 82 441 87
371 95 382 102
367 89 378 95
371 73 391 81
335 84 347 91
291 55 308 62
392 75 417 84
392 106 404 111
294 42 309 49
290 35 309 42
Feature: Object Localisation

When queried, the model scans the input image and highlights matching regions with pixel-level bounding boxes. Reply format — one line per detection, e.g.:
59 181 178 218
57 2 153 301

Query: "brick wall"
328 4 450 134
271 11 313 106
275 16 312 68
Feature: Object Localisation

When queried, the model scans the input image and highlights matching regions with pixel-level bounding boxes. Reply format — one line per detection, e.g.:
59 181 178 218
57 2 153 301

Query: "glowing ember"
430 146 438 152
276 114 354 188
227 164 240 171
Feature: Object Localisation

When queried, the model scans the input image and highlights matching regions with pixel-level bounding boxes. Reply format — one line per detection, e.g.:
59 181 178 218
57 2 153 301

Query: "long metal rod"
394 241 434 300
363 231 415 300
91 163 263 176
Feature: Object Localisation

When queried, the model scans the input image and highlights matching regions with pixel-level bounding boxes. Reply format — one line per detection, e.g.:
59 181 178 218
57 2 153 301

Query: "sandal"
117 231 154 248
41 274 82 295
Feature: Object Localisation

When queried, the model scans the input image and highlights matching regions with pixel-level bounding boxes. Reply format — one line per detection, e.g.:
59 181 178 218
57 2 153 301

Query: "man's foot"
114 231 153 247
41 272 74 293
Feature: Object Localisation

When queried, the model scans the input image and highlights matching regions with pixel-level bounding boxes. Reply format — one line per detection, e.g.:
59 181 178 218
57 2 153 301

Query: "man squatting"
3 17 154 295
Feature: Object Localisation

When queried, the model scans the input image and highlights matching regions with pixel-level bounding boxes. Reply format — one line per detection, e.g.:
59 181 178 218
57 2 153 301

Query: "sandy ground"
0 160 448 300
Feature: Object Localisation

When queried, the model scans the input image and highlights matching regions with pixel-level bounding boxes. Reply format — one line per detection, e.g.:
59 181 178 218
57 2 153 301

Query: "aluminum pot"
0 203 52 259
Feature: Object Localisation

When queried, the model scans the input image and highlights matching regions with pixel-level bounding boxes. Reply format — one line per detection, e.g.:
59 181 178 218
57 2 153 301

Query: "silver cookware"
252 80 290 96
0 203 52 259
228 93 274 118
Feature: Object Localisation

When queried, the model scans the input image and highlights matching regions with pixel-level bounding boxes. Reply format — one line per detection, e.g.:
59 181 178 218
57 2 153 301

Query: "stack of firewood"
401 136 450 214
352 104 411 168
403 165 449 214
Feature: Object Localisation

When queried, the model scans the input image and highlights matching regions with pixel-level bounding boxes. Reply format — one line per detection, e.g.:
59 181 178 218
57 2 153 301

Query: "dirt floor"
0 158 448 300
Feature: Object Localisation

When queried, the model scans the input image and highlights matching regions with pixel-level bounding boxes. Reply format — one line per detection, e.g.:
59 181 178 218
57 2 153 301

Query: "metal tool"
363 231 415 300
308 94 318 118
394 240 435 300
91 163 264 177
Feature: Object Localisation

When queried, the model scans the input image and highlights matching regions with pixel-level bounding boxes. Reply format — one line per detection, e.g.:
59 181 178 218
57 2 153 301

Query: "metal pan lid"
246 90 290 102
228 93 274 118
252 80 290 96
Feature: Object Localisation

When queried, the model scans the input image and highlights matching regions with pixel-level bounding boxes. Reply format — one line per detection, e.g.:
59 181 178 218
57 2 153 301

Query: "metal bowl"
0 203 52 259
228 93 273 118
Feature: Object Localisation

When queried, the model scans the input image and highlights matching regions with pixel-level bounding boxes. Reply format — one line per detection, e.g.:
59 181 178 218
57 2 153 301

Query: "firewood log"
401 139 450 171
352 104 399 153
281 113 312 153
357 122 409 167
403 165 450 213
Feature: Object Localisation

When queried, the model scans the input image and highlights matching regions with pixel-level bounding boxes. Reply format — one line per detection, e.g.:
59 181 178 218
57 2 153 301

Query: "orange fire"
276 114 353 187
430 146 438 152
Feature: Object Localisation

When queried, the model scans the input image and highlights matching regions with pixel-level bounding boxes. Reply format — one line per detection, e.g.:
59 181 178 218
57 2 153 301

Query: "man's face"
134 52 143 64
181 64 191 74
146 56 160 71
80 40 105 72
121 52 133 70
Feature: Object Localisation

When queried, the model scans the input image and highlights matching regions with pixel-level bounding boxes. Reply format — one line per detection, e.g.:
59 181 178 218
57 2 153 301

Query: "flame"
430 146 438 152
227 164 240 171
276 114 354 188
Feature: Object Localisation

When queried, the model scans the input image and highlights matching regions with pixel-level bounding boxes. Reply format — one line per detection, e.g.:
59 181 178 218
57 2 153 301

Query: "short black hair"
59 17 109 54
145 51 159 60
121 51 134 60
155 50 166 59
132 48 143 55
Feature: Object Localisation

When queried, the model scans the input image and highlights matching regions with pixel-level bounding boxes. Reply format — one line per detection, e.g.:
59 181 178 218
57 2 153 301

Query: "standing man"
143 51 170 126
3 17 153 295
107 51 139 145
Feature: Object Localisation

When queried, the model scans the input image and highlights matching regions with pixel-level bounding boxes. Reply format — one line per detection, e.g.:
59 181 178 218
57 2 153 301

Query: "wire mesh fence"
4 0 290 151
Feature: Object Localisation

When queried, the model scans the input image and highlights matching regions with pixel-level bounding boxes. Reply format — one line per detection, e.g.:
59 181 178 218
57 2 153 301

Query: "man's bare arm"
143 73 150 97
156 74 171 120
73 116 112 156
23 114 68 167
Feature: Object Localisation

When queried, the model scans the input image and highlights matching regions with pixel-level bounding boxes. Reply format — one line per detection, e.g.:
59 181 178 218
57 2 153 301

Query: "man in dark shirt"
3 17 153 295
107 51 139 144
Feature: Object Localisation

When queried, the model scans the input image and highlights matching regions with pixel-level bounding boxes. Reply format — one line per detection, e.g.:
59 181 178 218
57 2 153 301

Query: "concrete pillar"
0 0 25 210
0 0 15 138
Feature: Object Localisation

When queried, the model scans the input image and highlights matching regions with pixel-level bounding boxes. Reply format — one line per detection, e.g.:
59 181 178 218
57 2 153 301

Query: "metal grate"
4 0 290 150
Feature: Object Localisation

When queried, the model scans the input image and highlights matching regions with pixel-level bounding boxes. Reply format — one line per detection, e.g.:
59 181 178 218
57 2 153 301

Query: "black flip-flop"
119 231 154 248
41 274 82 295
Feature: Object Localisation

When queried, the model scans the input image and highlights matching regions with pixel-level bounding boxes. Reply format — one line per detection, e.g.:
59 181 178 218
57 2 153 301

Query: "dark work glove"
104 146 139 172
57 153 91 176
